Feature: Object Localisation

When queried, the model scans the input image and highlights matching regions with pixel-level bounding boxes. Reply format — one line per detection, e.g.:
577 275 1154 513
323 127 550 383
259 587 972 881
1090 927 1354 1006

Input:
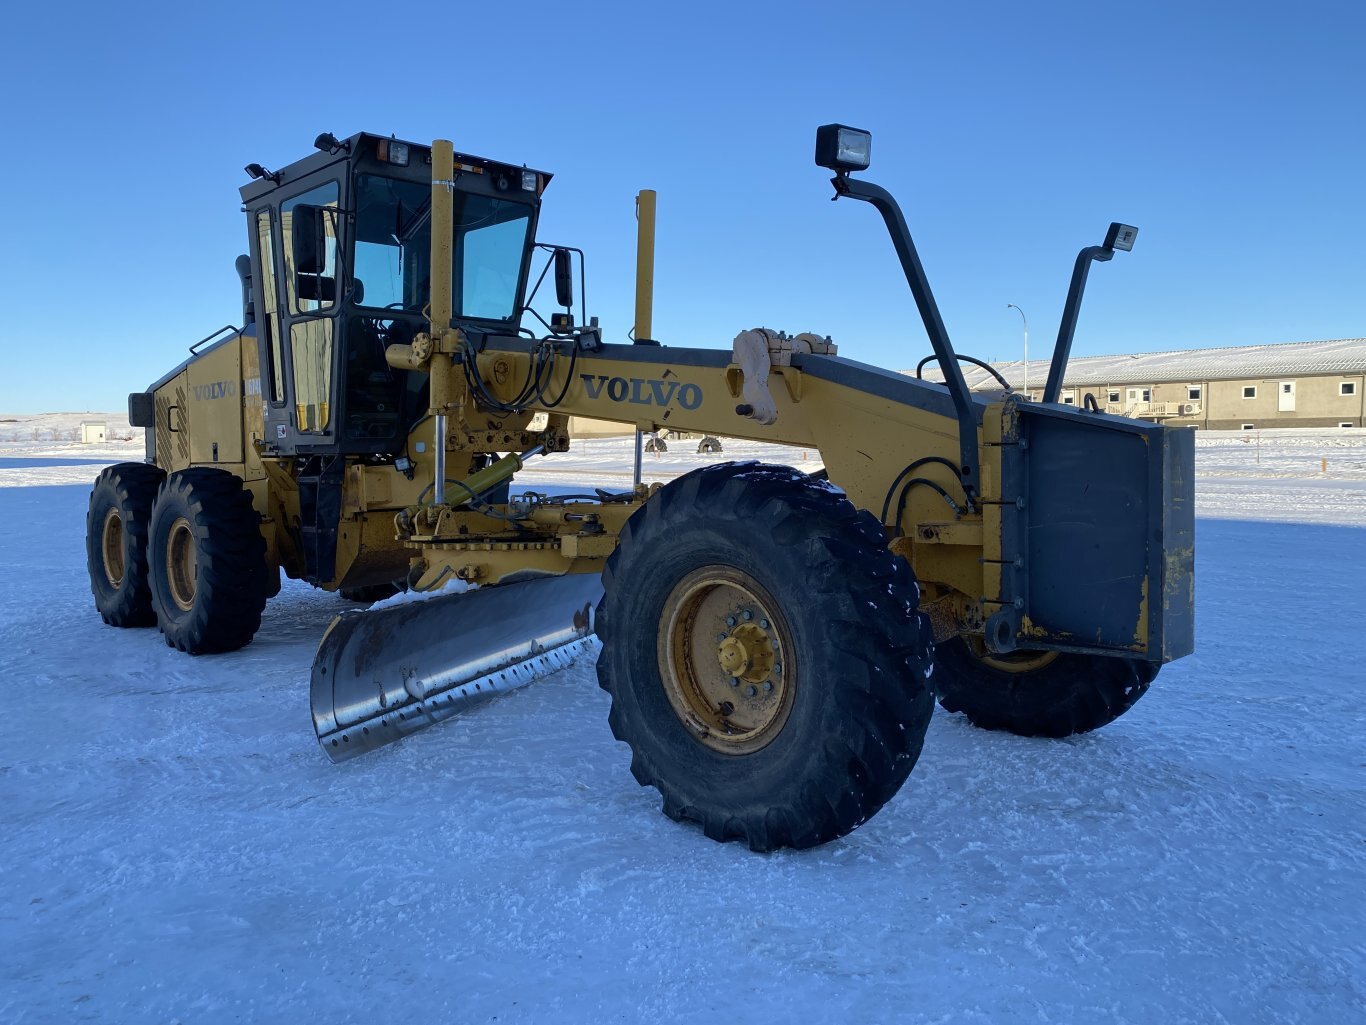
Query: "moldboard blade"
311 573 603 761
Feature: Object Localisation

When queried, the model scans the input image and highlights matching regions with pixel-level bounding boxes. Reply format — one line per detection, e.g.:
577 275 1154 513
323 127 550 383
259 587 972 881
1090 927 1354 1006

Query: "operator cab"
239 132 552 458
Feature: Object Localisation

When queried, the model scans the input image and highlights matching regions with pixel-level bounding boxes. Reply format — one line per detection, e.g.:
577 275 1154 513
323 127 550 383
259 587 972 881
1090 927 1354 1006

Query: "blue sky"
1 0 1361 412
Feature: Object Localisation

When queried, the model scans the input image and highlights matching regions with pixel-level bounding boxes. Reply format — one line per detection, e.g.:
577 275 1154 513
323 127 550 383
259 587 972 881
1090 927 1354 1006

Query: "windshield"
352 174 532 322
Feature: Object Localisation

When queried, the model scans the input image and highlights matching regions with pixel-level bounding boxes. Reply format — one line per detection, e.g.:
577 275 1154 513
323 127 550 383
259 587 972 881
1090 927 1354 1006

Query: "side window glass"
460 215 528 320
256 210 286 404
282 182 340 314
281 182 339 433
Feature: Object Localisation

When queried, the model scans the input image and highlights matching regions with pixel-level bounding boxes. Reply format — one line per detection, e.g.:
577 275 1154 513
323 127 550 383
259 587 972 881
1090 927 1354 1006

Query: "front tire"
86 462 166 627
596 462 934 852
932 636 1158 737
148 468 268 655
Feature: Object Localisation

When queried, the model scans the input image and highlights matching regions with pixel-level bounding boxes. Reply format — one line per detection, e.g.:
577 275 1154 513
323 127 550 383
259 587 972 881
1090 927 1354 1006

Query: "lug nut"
759 619 769 629
773 662 782 674
763 681 773 692
726 615 737 627
729 677 740 687
716 633 727 643
745 685 758 697
742 609 753 621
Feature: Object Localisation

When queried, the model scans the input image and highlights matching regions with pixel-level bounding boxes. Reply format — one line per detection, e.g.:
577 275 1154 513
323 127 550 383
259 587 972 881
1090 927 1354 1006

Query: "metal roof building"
920 338 1366 429
922 337 1366 390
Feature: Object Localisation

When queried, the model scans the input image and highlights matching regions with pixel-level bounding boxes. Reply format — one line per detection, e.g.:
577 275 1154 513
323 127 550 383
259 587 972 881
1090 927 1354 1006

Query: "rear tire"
597 462 934 852
86 462 166 627
932 636 1158 737
148 468 268 655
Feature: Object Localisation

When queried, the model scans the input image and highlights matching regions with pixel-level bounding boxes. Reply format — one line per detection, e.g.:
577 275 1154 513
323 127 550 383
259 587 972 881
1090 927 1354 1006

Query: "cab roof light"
244 162 281 183
314 132 350 154
815 124 872 173
376 139 410 166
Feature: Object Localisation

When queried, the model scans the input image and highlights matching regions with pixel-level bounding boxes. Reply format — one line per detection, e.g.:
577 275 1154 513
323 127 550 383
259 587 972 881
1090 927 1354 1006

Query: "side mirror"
296 275 337 303
553 248 574 309
291 204 328 275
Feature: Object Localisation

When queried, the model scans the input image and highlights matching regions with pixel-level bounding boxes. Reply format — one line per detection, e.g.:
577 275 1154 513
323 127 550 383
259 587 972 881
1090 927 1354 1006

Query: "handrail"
189 324 240 354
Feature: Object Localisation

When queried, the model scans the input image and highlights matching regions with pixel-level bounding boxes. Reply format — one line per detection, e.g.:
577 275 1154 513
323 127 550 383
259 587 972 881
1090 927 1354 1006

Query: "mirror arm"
1042 245 1112 404
832 174 979 503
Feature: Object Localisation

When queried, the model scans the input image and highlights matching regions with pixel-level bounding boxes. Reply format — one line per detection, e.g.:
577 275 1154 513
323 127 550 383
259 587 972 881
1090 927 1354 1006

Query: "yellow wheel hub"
101 507 125 588
659 567 793 755
715 623 775 682
165 516 198 613
965 635 1059 674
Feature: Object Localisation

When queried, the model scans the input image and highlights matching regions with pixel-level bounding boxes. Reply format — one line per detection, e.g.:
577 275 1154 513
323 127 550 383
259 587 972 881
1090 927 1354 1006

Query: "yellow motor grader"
86 126 1193 851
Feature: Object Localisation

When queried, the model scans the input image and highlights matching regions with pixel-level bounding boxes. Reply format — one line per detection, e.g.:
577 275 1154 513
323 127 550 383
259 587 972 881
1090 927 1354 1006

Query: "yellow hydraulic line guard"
634 189 656 341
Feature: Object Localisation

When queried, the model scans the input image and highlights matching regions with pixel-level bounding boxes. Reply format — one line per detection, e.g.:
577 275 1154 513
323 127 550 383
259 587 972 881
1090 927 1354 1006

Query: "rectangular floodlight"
815 124 872 172
1105 223 1139 252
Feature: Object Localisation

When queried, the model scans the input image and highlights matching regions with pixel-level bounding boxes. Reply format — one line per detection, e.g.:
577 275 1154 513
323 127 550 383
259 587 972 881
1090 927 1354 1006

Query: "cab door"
247 178 343 453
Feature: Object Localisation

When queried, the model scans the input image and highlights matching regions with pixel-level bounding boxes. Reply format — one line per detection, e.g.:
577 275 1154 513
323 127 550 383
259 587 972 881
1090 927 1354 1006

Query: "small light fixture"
815 124 872 173
1104 223 1139 252
313 132 350 154
244 163 281 183
376 139 410 166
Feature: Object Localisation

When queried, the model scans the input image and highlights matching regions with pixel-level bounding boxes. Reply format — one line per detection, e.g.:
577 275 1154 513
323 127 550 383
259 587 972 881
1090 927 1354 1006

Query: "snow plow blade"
311 573 603 762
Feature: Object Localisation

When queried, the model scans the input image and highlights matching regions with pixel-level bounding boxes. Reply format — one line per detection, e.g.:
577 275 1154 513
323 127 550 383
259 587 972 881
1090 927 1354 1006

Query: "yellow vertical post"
429 140 456 496
634 189 656 343
430 140 455 337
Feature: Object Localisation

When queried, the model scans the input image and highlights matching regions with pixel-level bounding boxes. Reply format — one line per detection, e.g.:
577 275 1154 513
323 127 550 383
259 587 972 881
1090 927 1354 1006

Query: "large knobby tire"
148 467 268 655
86 462 166 627
596 462 934 852
931 636 1159 738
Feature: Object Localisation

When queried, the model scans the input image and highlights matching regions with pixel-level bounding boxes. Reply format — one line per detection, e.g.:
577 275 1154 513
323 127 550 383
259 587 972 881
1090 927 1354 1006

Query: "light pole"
1007 303 1028 397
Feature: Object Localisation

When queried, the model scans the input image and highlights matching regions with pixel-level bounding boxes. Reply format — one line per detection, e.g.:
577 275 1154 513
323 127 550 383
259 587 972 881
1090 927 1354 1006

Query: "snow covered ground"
1 416 1363 1024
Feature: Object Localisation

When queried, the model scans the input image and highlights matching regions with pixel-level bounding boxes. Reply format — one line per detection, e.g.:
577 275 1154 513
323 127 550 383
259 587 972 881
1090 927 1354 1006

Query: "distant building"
925 338 1365 429
80 421 107 444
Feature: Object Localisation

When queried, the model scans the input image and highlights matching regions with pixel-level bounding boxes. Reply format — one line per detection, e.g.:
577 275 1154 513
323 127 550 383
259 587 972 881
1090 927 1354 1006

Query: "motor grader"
86 125 1194 852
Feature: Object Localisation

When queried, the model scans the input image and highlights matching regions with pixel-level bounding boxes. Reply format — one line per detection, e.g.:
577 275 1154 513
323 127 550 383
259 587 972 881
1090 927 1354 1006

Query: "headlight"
1104 223 1138 252
815 124 871 172
521 170 538 192
376 139 410 166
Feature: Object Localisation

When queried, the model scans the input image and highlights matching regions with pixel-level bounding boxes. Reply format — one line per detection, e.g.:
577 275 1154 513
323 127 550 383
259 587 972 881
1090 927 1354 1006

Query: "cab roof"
238 131 552 204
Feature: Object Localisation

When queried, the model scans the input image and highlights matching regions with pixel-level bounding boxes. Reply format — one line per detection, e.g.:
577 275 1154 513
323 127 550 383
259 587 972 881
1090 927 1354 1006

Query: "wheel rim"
101 506 125 588
165 516 197 612
658 566 794 755
965 635 1059 674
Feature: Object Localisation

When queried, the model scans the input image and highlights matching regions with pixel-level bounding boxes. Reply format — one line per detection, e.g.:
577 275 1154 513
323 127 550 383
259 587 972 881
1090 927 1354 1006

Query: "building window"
1063 395 1075 404
1142 388 1151 402
1342 382 1357 396
1242 423 1256 430
1108 390 1120 403
1188 386 1201 400
1282 382 1293 394
1243 386 1257 399
1342 422 1355 429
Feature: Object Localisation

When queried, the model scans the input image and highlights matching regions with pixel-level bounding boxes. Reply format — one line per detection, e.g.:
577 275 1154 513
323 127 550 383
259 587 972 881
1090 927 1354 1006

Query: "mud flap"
311 573 603 761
